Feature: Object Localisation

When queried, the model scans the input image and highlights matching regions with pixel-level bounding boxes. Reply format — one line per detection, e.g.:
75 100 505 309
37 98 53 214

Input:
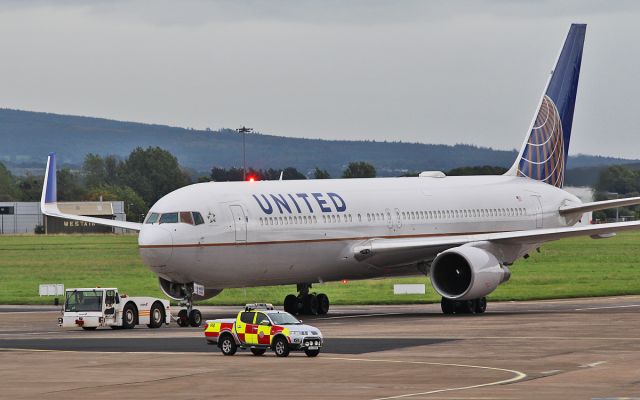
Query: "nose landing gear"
283 283 330 316
176 284 202 327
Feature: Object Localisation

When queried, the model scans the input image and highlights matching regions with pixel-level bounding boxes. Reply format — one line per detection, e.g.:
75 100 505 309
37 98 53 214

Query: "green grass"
1 232 640 305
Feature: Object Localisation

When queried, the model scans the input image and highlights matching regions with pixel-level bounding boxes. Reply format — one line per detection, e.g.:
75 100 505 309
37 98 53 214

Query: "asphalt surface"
1 297 640 399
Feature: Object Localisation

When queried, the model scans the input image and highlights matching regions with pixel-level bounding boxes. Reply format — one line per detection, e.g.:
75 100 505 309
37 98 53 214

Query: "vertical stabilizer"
506 24 586 188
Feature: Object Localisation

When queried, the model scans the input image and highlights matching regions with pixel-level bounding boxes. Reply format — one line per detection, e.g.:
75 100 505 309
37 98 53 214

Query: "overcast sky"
1 1 639 158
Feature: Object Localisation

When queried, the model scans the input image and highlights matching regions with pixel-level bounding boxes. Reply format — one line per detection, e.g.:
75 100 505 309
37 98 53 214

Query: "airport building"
0 201 128 234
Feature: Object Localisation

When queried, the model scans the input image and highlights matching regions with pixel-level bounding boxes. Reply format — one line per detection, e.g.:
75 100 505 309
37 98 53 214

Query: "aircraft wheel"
441 297 455 314
82 326 97 331
177 309 189 327
459 300 476 314
284 294 298 315
189 309 202 327
303 294 319 315
317 293 330 315
475 297 487 314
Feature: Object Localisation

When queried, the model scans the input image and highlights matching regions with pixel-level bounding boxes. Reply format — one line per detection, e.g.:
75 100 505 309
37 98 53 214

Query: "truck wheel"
219 334 237 356
317 293 330 315
82 326 97 331
304 349 320 357
122 303 137 329
251 348 266 356
284 294 298 314
188 309 202 327
273 336 290 357
177 309 188 327
147 302 165 329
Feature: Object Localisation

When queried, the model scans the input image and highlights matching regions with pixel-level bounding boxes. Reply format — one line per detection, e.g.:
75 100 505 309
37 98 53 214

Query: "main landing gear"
440 296 487 315
283 284 330 316
176 284 202 327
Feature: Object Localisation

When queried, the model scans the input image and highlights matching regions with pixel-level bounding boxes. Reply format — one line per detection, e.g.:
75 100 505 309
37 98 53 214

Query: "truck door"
104 290 118 326
229 205 247 242
236 311 255 344
255 313 272 345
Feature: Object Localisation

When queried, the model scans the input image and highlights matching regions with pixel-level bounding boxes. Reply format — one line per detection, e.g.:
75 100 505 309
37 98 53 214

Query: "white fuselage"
138 175 581 289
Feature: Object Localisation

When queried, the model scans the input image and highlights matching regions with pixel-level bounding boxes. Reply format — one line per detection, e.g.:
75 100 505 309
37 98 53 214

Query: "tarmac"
1 296 639 399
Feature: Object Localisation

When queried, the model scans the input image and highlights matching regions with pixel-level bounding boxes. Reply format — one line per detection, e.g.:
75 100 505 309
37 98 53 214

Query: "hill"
1 108 637 179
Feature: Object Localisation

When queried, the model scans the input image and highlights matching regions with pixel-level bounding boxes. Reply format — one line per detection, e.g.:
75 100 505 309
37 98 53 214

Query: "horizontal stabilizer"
40 153 142 232
559 196 640 216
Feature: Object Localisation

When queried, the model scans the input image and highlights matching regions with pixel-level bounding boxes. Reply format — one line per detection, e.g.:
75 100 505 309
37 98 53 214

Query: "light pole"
237 126 253 180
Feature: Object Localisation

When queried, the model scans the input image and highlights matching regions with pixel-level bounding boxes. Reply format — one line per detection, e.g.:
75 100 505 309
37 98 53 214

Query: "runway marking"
323 356 526 400
579 361 607 368
574 304 640 311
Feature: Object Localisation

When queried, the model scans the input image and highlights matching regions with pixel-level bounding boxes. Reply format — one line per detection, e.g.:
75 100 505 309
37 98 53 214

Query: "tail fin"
506 24 586 188
41 152 57 206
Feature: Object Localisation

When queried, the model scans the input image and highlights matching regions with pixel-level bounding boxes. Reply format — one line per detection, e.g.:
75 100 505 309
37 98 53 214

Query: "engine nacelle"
430 246 511 300
158 278 223 301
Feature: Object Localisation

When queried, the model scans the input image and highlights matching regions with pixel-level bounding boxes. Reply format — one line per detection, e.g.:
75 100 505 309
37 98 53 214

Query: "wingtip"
43 152 57 204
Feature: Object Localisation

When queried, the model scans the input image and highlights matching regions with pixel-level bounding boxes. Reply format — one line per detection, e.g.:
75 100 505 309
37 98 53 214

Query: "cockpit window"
145 213 160 224
193 212 205 225
180 211 194 225
159 212 179 224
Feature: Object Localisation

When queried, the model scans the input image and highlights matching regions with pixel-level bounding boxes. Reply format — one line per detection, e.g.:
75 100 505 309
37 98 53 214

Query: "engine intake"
158 278 223 301
431 246 510 300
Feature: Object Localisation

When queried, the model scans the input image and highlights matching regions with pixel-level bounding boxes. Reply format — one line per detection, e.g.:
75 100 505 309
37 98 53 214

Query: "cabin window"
145 213 160 224
159 212 178 224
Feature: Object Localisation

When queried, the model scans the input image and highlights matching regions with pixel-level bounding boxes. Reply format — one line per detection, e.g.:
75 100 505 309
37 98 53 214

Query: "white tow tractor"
58 287 170 330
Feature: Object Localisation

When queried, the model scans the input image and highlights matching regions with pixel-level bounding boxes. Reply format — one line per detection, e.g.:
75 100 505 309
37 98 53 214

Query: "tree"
0 162 19 201
314 167 331 179
82 153 107 188
85 184 149 222
57 168 86 201
342 161 376 178
118 147 191 205
16 174 43 201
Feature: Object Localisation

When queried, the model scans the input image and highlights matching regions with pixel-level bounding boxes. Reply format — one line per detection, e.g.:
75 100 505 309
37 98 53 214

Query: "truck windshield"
270 312 301 325
65 290 103 312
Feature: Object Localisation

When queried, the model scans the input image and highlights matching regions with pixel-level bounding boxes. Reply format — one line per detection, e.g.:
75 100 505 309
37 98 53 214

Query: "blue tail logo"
511 24 586 188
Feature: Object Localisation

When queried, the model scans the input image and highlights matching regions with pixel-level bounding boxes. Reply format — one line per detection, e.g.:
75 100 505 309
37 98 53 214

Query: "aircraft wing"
40 153 143 232
353 220 640 265
559 197 640 216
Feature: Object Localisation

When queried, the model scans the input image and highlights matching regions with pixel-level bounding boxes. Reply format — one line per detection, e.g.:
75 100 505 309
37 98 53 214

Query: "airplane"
41 23 640 326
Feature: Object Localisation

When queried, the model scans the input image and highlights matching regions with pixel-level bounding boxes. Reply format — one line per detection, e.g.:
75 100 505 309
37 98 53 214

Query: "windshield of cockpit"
65 290 103 312
145 211 205 225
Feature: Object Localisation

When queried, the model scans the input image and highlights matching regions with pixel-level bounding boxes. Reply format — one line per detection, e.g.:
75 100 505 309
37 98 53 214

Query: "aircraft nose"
138 226 173 268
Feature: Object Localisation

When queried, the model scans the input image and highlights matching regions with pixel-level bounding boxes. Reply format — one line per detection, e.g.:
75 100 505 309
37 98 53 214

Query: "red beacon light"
247 176 257 182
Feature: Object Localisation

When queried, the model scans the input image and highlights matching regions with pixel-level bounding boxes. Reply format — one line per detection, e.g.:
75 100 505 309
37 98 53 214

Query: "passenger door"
229 205 247 242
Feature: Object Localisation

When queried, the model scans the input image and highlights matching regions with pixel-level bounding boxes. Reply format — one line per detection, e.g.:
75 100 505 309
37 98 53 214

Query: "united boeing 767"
41 24 640 326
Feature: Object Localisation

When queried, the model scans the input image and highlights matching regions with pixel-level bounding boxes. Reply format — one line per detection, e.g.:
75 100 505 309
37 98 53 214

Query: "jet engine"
430 246 511 300
158 277 223 301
